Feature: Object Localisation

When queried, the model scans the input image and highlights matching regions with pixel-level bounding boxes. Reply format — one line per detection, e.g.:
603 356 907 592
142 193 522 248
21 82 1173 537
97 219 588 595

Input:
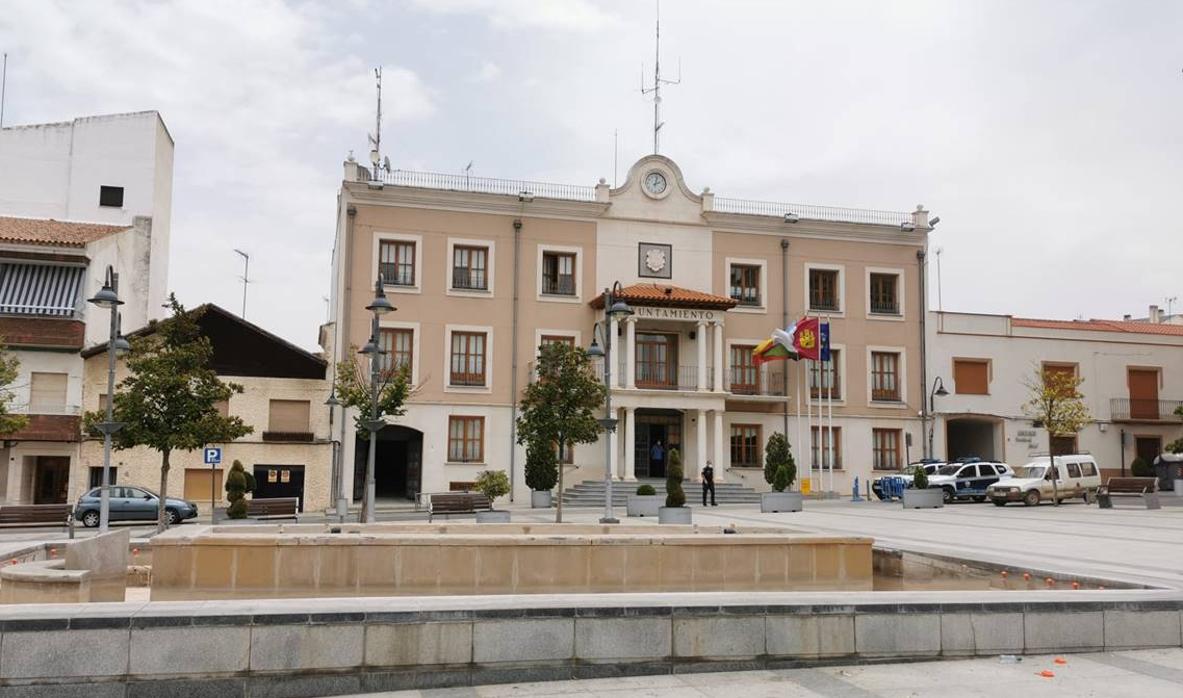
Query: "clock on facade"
643 170 668 196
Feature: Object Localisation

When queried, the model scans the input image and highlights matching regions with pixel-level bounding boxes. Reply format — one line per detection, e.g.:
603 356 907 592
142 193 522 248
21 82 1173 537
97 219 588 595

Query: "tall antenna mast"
233 249 250 318
369 67 390 180
640 1 680 154
1 53 8 128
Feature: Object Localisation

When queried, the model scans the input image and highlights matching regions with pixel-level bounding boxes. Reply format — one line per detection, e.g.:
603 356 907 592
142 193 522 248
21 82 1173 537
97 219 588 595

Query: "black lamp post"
927 376 949 460
324 387 344 522
587 281 633 524
87 266 130 532
358 275 395 523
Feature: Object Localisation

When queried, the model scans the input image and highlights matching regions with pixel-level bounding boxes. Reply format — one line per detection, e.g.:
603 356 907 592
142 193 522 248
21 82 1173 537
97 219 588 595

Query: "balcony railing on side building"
451 268 488 291
728 366 787 397
712 197 912 226
380 169 598 202
541 276 576 296
1110 398 1183 422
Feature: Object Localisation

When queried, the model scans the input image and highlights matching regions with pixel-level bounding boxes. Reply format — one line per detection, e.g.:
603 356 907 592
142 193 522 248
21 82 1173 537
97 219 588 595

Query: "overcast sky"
2 1 1181 348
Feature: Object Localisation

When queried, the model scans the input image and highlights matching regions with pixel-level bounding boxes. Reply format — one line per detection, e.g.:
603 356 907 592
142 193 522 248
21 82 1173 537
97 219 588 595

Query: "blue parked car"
74 486 199 527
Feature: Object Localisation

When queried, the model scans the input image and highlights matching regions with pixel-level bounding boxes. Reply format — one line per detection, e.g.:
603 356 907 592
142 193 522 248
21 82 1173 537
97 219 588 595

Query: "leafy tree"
0 339 28 436
1021 365 1091 505
224 460 254 518
665 448 685 508
475 469 511 503
524 438 558 492
912 464 929 490
516 342 607 523
83 297 252 532
1167 438 1183 454
764 432 796 492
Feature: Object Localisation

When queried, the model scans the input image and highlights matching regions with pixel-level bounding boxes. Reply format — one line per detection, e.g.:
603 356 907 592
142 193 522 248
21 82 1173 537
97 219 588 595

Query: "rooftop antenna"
934 247 944 313
613 129 619 187
233 249 250 319
368 67 390 180
1 52 8 128
640 0 680 154
464 161 473 190
1167 296 1178 318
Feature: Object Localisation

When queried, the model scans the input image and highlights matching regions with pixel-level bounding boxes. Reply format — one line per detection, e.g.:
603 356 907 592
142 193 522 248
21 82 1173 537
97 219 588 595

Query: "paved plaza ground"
340 648 1183 697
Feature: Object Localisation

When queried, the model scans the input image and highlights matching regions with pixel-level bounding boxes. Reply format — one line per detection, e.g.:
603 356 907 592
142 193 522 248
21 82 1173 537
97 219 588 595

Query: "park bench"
428 492 492 521
1097 477 1160 510
0 503 74 528
246 497 300 520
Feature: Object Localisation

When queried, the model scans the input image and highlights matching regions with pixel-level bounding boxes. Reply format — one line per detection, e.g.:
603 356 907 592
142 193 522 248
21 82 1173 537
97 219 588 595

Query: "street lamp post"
324 388 343 522
87 266 129 532
587 282 633 524
358 275 395 523
927 377 949 460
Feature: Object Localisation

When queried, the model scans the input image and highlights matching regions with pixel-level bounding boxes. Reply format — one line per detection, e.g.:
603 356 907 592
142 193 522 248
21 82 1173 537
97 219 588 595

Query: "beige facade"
329 155 932 502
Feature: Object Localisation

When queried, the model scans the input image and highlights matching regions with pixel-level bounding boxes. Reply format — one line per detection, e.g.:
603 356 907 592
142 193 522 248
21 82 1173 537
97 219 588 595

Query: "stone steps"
561 479 761 507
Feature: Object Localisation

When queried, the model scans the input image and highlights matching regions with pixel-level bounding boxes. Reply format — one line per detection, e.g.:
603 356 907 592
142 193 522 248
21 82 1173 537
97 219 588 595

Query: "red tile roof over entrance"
589 283 738 311
0 216 127 248
1013 317 1183 336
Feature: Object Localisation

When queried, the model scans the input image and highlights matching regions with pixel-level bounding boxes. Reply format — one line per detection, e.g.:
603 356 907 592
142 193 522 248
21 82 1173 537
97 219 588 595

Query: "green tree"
665 448 685 508
475 469 511 503
332 350 412 435
0 339 28 436
516 342 607 523
1021 365 1091 505
83 297 252 532
763 432 796 492
524 438 558 492
1167 438 1183 454
224 460 253 518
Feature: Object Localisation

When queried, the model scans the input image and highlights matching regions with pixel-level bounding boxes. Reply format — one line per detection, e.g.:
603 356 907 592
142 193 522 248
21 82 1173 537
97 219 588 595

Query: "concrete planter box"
475 510 511 523
761 491 803 513
658 506 692 524
902 488 944 509
1173 479 1183 496
627 495 662 517
530 490 553 508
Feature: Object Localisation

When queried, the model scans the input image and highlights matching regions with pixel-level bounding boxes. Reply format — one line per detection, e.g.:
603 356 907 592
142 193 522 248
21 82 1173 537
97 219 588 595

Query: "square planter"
902 488 944 509
530 490 553 508
627 494 662 517
658 506 692 524
475 510 511 523
761 491 803 513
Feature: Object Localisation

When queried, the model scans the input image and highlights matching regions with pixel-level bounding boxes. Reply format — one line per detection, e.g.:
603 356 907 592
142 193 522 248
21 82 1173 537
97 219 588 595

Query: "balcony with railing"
541 275 576 296
380 169 598 202
869 298 900 315
728 366 787 398
1110 398 1183 422
712 197 912 226
451 268 488 291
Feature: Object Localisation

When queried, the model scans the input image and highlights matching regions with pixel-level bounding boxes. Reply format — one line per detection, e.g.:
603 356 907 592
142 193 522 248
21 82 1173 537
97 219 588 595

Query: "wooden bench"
428 492 492 521
0 504 74 528
1097 477 1160 510
246 497 300 520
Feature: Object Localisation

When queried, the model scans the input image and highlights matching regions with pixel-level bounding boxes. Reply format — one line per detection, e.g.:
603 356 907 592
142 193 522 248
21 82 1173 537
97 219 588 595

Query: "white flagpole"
795 359 802 492
827 317 835 495
806 357 812 494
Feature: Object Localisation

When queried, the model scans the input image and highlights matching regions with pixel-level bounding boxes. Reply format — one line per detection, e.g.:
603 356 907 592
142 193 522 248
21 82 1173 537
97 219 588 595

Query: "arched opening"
353 425 422 502
945 417 1001 461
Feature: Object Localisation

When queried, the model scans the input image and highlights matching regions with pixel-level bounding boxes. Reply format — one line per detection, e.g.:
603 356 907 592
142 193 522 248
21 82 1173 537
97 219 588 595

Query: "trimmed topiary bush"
524 439 558 491
764 432 793 487
772 462 793 493
912 464 929 490
636 484 656 496
665 448 685 508
1131 457 1154 477
475 469 511 503
224 460 251 519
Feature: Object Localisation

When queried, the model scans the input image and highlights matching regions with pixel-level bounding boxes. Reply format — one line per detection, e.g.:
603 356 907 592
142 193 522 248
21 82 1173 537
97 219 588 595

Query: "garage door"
184 468 224 503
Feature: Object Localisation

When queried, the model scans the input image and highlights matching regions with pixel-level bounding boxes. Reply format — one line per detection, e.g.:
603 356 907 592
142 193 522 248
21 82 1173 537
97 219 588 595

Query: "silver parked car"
74 486 199 527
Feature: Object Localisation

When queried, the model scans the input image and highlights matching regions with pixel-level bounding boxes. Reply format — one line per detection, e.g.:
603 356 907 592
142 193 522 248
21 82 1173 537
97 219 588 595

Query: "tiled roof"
0 216 128 248
589 283 738 310
1013 317 1183 337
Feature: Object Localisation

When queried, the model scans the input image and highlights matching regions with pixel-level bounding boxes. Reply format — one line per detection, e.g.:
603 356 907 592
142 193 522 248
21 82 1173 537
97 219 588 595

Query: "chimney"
1122 314 1132 321
1149 304 1161 323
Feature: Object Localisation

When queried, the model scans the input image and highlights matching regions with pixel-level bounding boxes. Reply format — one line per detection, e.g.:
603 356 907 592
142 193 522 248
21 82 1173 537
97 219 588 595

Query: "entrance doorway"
33 456 69 504
944 418 999 461
634 409 683 478
353 425 422 502
1135 436 1161 468
253 465 306 511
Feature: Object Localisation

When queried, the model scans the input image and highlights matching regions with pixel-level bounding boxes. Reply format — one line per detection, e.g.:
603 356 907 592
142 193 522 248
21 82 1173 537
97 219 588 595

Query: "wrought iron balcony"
1110 398 1183 422
541 276 576 296
728 366 788 397
451 268 488 291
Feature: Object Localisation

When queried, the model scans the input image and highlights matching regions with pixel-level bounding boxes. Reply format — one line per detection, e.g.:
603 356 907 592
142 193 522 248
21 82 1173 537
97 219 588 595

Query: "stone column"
623 407 636 481
625 317 637 389
696 409 707 482
713 410 725 482
696 320 708 391
5 455 24 504
608 315 620 387
712 322 725 392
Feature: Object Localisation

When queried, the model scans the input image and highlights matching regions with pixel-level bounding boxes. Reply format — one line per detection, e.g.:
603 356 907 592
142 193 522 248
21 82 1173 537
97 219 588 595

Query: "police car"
927 459 1014 503
871 460 943 500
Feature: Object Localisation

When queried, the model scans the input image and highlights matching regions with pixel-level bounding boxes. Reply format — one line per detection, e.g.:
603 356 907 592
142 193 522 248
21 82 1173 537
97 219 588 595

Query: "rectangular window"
729 424 761 467
448 416 484 462
729 345 758 394
88 466 118 488
268 399 310 433
872 428 902 470
810 426 842 468
540 335 576 349
1080 461 1097 477
450 331 487 386
452 245 488 290
378 240 416 286
809 349 841 399
809 269 839 312
379 327 414 373
99 185 124 208
953 359 989 395
1050 435 1077 456
870 352 901 401
29 372 68 411
729 264 761 306
868 273 899 315
541 252 576 296
1042 363 1079 399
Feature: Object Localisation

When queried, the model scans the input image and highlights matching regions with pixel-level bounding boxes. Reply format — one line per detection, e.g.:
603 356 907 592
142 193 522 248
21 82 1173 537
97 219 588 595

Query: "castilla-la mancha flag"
792 317 821 360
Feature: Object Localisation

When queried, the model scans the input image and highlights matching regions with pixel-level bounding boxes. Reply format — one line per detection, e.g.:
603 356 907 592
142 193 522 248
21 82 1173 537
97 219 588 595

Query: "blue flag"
819 322 831 362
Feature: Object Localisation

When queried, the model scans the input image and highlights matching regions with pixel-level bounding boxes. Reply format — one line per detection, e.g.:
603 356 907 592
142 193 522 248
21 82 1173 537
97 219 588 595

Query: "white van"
986 454 1101 506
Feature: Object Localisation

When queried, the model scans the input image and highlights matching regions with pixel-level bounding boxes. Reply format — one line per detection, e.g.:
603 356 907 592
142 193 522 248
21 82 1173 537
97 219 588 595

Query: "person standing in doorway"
650 440 665 475
701 460 717 506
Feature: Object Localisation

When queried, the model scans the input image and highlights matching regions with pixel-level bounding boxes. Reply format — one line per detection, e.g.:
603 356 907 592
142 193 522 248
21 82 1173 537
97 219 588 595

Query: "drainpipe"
509 218 522 502
917 249 929 459
780 239 790 437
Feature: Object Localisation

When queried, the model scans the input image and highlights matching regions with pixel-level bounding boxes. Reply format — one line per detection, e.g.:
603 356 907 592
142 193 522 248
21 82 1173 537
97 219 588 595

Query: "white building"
927 311 1183 478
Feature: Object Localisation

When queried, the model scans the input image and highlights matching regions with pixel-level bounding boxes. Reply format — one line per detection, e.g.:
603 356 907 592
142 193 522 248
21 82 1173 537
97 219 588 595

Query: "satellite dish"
383 156 391 172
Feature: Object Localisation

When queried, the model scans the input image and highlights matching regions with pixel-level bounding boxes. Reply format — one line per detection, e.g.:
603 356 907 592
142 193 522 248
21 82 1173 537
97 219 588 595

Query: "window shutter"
268 400 310 433
30 372 68 409
953 360 989 395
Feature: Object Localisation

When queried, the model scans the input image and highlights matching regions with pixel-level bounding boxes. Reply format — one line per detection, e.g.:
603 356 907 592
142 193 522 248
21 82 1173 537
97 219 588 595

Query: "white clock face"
644 171 668 195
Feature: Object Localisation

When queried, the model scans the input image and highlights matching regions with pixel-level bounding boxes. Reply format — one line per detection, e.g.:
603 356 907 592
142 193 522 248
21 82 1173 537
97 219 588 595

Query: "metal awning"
0 263 84 316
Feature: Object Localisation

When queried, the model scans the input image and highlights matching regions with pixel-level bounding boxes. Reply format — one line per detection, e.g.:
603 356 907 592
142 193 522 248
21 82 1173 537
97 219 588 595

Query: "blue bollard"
851 477 864 502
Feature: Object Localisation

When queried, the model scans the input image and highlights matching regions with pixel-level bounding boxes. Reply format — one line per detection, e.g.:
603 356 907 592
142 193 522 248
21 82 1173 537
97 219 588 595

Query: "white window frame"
372 232 423 295
444 324 495 394
865 266 905 321
725 257 768 314
445 414 487 466
866 345 908 408
378 319 421 386
806 342 846 406
534 328 583 354
446 238 496 298
536 244 583 303
804 263 845 317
